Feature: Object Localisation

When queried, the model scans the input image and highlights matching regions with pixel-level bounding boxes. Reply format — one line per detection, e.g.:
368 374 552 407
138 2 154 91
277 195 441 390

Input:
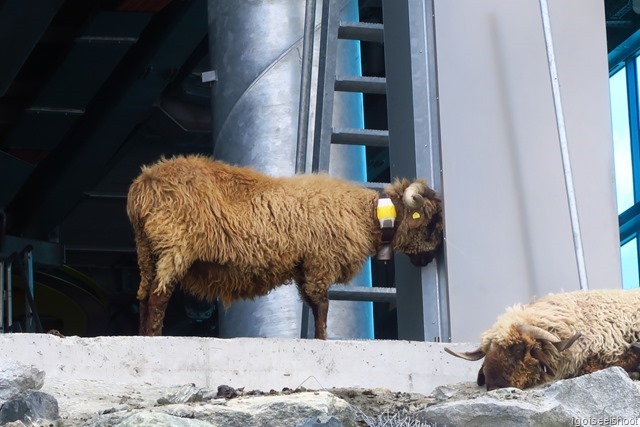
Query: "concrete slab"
0 334 481 395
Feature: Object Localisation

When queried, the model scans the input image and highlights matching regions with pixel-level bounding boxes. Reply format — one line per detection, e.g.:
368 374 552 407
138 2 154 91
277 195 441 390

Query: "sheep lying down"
446 288 640 390
127 155 443 338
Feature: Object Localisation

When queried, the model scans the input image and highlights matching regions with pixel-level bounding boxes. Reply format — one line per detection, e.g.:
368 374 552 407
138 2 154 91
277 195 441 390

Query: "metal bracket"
201 70 218 83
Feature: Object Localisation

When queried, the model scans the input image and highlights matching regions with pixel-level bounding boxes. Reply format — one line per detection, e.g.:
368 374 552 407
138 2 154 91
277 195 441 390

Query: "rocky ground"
43 379 449 426
3 360 640 426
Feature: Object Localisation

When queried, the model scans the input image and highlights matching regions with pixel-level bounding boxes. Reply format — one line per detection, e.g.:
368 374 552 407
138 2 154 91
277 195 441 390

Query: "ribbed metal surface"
209 0 373 339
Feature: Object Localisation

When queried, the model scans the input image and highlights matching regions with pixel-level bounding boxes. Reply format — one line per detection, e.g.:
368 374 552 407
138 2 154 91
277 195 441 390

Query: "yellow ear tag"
412 212 421 220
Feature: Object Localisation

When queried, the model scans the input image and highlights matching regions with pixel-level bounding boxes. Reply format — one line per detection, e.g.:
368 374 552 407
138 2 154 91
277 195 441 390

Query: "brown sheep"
445 288 640 390
127 155 443 338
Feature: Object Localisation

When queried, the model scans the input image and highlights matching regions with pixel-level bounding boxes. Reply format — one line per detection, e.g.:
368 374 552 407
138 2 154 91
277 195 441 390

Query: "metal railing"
0 247 43 333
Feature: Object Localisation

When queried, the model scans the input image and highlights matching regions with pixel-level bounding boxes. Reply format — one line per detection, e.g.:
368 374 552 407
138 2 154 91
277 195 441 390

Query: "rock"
110 411 215 427
88 391 357 427
216 385 239 399
419 367 640 427
196 391 356 427
157 383 211 405
0 360 45 401
34 368 640 427
545 366 640 417
0 389 59 426
296 415 344 426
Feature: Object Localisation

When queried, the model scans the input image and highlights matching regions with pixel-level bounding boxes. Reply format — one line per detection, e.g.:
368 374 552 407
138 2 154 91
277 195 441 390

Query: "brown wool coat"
127 155 443 337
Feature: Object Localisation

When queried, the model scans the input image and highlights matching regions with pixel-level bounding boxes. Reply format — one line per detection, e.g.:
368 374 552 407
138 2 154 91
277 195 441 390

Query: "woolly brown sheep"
445 288 640 390
127 155 443 338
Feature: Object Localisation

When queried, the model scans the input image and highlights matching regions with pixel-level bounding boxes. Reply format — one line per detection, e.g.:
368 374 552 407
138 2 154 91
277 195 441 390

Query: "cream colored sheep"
446 288 640 390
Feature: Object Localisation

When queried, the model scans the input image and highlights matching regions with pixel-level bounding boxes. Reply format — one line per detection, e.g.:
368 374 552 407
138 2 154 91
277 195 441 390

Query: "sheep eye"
511 344 525 360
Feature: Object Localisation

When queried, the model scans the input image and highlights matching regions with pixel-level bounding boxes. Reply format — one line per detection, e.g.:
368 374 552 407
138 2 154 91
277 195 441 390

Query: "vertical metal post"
312 0 340 173
538 0 589 291
0 260 4 333
6 257 12 331
382 0 450 341
296 0 318 175
297 0 317 340
23 249 35 332
624 58 640 284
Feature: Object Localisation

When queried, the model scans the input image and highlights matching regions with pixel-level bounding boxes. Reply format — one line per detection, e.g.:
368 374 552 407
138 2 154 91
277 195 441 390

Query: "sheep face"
445 325 581 390
385 179 443 266
479 336 551 390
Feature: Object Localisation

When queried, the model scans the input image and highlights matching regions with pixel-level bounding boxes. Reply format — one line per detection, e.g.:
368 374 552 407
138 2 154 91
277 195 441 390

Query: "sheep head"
384 179 443 266
445 325 582 390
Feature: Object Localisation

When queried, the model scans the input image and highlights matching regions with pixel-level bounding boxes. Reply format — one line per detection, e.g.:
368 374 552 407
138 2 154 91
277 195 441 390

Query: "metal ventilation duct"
209 0 373 339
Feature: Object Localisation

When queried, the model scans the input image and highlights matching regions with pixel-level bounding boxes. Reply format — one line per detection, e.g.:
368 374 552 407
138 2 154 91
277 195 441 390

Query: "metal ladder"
299 0 450 341
311 0 388 173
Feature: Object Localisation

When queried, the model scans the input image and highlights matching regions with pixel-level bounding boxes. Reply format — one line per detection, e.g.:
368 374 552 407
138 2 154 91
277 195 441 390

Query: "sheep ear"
444 347 486 361
477 363 486 386
552 331 582 352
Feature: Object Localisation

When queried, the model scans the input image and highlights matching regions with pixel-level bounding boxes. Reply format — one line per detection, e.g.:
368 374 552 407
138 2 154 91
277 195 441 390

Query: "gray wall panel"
434 0 620 341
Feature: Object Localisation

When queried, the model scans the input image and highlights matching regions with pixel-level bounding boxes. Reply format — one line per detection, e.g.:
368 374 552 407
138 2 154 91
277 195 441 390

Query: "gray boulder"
419 367 640 427
296 415 345 427
0 360 45 401
0 389 59 426
156 383 219 405
113 411 215 427
197 390 356 427
87 391 356 427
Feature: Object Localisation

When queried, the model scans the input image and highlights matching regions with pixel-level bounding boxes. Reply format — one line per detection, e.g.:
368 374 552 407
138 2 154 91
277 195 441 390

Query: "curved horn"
444 346 486 361
403 183 425 209
517 325 560 343
553 331 582 352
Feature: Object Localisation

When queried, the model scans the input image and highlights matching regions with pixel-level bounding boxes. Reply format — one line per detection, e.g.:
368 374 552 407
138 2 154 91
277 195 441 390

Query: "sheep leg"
299 284 330 340
143 252 191 336
145 281 177 336
578 346 640 375
133 227 156 336
312 299 329 340
138 298 149 335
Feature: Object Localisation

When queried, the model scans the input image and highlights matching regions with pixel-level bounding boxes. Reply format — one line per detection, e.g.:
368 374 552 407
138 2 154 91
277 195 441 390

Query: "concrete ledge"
0 334 481 394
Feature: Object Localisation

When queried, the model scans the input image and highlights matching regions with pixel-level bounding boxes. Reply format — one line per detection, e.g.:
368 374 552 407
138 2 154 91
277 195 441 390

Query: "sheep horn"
403 183 425 209
444 346 486 361
518 325 561 343
553 331 582 352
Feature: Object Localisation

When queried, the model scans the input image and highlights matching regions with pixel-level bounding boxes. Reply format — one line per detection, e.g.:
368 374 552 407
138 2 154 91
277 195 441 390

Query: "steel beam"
8 0 209 239
1 235 63 267
382 0 450 342
0 0 64 96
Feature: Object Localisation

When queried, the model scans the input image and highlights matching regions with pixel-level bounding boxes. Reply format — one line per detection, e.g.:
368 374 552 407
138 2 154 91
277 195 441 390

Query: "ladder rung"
360 181 389 192
335 76 386 94
338 21 384 43
328 285 396 303
331 128 389 147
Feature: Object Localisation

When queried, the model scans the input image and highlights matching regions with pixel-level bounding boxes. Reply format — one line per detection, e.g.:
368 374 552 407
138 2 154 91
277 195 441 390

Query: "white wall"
434 0 621 341
0 334 481 395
